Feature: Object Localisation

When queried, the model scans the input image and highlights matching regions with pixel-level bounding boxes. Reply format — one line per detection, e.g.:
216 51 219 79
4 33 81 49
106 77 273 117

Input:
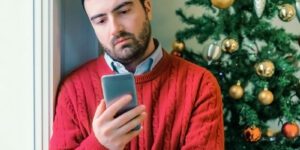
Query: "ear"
143 0 152 20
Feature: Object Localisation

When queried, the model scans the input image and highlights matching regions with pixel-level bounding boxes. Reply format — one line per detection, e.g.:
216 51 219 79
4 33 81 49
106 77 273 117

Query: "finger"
121 126 143 144
94 100 106 119
111 105 146 129
102 94 132 119
116 112 147 136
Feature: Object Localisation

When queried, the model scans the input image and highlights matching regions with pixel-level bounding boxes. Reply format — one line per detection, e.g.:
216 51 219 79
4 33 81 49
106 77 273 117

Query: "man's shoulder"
169 54 211 75
167 53 219 86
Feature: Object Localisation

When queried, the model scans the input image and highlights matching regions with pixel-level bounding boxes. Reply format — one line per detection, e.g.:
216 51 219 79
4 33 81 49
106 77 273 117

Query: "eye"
94 17 107 25
119 8 130 15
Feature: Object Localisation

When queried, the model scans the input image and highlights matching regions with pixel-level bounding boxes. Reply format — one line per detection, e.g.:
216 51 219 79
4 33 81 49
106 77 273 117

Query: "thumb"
94 100 106 119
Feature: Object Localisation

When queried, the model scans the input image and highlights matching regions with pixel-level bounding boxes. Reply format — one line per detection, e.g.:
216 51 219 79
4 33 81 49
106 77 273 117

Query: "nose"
110 17 124 36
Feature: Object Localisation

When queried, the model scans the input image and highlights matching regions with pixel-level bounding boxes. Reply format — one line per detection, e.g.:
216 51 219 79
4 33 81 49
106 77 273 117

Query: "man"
50 0 224 149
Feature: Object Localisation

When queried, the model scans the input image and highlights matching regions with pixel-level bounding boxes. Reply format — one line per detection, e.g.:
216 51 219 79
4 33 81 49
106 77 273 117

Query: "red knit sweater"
50 51 224 150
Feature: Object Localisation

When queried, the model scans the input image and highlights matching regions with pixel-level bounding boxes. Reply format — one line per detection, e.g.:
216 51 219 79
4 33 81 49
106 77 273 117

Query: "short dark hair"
81 0 146 9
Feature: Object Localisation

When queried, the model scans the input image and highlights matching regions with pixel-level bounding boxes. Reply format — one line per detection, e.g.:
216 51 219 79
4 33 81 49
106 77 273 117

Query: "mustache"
111 32 134 46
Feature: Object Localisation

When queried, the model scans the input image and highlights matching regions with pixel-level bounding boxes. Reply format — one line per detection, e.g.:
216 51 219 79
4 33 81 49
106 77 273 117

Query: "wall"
152 0 188 51
0 1 34 150
61 0 99 77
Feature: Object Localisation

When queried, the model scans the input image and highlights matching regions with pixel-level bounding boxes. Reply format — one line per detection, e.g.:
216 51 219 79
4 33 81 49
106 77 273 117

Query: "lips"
113 37 130 46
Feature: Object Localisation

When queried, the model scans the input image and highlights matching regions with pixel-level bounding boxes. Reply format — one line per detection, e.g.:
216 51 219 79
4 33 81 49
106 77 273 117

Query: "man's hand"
92 94 147 150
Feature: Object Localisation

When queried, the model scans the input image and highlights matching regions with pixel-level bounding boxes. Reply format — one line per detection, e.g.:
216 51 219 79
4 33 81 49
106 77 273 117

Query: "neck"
125 38 155 72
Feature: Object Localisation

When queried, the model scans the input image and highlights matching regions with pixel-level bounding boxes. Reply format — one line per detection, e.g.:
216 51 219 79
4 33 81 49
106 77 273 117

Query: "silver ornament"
203 42 222 64
296 0 300 22
254 0 266 18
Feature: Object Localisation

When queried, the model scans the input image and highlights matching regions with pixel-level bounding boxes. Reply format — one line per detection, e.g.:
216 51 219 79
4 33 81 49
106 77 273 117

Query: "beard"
102 20 151 65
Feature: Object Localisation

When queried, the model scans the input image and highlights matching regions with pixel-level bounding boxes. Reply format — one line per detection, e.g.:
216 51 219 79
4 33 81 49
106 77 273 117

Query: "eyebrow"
90 1 134 21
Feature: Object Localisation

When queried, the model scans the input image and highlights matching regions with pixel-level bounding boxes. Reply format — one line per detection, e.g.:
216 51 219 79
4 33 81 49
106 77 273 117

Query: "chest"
132 80 194 149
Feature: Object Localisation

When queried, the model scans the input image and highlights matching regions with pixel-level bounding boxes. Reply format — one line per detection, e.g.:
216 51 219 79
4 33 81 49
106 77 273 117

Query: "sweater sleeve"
50 85 108 150
182 72 224 150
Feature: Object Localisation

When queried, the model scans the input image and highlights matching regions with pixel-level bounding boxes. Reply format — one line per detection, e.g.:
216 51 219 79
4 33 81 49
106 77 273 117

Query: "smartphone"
101 73 139 118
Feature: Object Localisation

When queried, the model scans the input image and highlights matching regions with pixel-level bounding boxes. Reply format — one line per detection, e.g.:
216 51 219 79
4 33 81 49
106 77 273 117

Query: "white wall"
0 1 34 150
0 0 58 149
152 0 210 51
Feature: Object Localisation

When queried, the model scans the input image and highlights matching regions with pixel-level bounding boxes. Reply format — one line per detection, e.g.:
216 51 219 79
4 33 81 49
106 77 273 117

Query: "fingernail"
125 94 132 99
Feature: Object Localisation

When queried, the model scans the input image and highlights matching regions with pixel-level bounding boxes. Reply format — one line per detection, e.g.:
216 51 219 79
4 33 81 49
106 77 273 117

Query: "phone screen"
101 73 138 117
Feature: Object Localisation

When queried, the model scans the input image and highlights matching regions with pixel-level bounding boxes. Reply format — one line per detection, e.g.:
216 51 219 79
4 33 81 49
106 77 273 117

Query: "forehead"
84 0 138 13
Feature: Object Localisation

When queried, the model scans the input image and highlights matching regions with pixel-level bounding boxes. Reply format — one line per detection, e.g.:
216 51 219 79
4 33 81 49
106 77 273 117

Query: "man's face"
84 0 152 64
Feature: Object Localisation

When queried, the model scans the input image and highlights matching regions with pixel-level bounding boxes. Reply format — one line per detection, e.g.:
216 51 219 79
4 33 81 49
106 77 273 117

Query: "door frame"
33 0 60 149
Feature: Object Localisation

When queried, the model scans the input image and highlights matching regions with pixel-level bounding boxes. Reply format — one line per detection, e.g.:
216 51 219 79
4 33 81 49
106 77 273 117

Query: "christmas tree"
173 0 300 149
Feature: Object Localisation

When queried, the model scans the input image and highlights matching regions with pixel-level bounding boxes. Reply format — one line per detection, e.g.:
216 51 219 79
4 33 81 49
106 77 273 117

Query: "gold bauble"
229 81 244 100
211 0 235 9
258 88 274 105
221 38 239 53
279 4 296 22
244 126 262 142
266 129 275 137
172 41 185 52
255 60 275 78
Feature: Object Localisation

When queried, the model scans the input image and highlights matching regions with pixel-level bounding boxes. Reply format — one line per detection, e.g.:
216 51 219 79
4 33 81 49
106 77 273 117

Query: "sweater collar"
97 50 171 84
